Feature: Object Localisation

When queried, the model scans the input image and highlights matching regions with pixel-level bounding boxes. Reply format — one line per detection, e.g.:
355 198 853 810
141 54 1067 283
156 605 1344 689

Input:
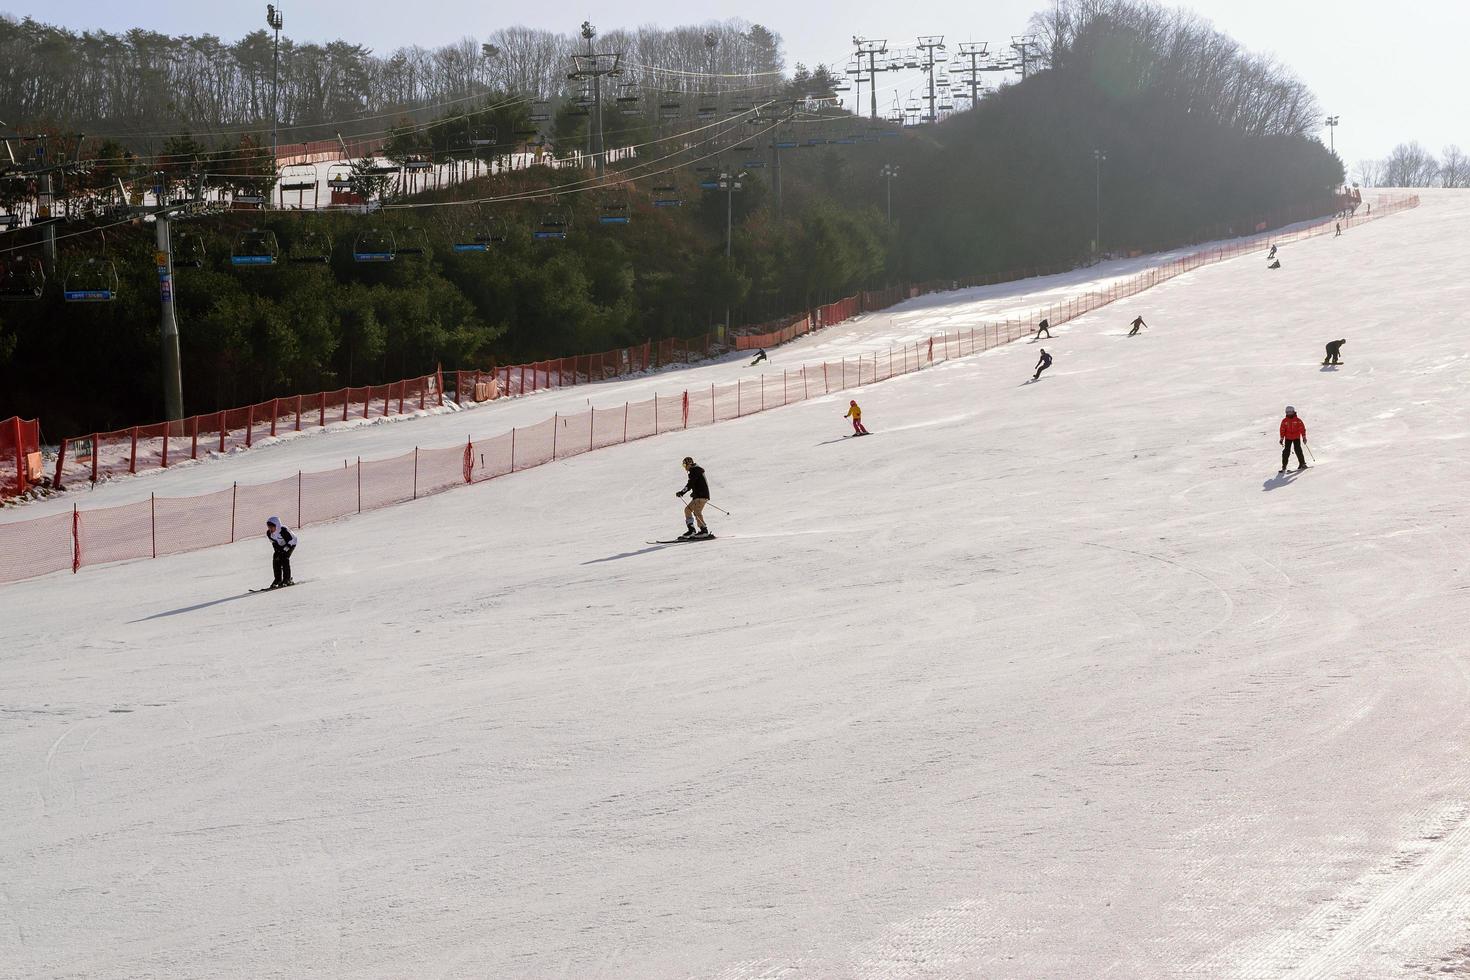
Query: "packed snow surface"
4 192 1470 978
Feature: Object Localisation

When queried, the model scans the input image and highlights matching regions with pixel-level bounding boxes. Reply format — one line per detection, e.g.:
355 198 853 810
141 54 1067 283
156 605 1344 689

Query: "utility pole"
853 38 889 120
1325 114 1340 155
1093 148 1107 258
880 164 900 223
266 5 284 166
916 36 945 123
569 21 621 178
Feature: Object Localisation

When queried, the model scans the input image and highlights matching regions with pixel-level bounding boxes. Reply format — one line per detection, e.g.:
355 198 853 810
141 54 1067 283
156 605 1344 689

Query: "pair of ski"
648 533 718 544
248 581 303 593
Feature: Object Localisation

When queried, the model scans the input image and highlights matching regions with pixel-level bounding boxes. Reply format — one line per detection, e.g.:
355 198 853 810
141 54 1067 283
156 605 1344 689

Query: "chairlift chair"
173 231 206 269
0 254 44 300
616 84 641 115
404 155 433 173
63 257 119 302
0 212 19 231
231 229 280 267
598 200 630 226
326 164 355 190
278 164 317 195
652 185 683 208
533 206 571 241
352 228 397 263
397 225 430 257
287 228 332 264
529 100 552 123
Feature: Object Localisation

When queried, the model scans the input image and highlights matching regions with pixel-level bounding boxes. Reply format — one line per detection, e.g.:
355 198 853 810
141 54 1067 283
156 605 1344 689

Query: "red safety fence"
449 332 725 404
50 373 444 492
1 416 41 498
0 195 1417 586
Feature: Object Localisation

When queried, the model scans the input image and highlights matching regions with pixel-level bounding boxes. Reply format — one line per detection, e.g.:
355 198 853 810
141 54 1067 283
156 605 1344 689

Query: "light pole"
1325 114 1340 154
266 4 284 166
1093 149 1107 257
880 163 900 223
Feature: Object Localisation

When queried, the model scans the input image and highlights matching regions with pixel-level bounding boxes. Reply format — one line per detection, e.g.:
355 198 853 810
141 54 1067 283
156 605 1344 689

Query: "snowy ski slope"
3 192 1470 978
2 232 1294 525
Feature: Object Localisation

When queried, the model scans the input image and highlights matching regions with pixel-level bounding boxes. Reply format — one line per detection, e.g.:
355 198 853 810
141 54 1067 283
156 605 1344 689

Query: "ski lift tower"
120 172 210 422
266 5 284 165
568 22 623 178
1010 35 1041 80
952 42 989 108
916 36 946 124
852 37 890 121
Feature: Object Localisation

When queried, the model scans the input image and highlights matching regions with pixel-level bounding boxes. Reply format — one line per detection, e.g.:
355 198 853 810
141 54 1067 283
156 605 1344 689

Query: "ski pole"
1305 441 1316 462
706 502 732 516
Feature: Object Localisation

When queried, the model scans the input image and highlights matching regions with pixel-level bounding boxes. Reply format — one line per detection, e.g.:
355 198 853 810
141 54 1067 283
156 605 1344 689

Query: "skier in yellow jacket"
844 399 870 436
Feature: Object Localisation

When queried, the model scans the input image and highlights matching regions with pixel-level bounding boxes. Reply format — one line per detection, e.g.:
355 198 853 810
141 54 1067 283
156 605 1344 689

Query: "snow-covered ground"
4 191 1469 978
5 229 1323 525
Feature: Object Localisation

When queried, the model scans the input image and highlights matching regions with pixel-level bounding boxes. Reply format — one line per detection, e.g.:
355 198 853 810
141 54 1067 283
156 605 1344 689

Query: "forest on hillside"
0 0 1343 436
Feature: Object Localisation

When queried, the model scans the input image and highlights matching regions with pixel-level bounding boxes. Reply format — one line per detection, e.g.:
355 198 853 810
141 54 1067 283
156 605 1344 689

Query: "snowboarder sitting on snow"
1268 258 1282 270
675 456 711 539
1279 406 1308 473
265 516 298 589
845 399 869 436
749 348 768 367
1034 318 1052 340
1033 349 1052 381
1323 339 1346 365
1128 315 1148 337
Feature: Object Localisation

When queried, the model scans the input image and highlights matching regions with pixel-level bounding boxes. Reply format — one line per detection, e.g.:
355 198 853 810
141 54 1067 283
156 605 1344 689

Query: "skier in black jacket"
1032 349 1053 381
265 516 298 588
675 457 712 539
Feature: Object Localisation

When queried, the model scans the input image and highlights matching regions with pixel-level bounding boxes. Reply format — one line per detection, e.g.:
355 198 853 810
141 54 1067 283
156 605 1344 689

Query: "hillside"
2 192 1468 976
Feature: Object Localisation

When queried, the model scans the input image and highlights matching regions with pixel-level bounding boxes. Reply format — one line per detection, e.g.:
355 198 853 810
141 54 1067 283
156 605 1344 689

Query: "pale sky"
4 0 1461 169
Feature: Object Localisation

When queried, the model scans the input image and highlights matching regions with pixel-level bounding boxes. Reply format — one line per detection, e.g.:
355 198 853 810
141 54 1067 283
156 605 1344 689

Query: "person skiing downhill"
1032 349 1053 381
265 517 298 589
1034 318 1052 340
1128 315 1148 337
1267 244 1278 260
675 456 712 539
1279 406 1308 473
749 348 768 367
1323 339 1346 365
844 400 869 436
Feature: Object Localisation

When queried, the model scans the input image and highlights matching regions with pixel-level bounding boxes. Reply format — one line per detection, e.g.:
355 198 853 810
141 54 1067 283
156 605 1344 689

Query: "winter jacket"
681 465 710 500
1279 416 1307 441
845 403 862 420
1037 352 1053 368
267 519 298 553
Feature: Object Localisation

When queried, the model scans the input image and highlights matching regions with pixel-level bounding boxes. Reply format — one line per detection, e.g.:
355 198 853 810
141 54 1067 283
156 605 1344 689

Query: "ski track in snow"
4 192 1470 978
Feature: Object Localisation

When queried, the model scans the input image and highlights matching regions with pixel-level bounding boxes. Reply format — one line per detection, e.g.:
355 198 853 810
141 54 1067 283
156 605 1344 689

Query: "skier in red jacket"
1279 406 1308 473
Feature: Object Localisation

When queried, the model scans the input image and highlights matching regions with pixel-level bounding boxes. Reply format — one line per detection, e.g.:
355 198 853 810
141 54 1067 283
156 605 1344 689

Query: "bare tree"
1441 145 1469 188
1380 141 1440 187
1354 158 1382 187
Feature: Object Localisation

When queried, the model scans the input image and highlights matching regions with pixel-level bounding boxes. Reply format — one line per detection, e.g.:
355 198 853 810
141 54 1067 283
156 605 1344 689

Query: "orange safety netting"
0 197 1417 586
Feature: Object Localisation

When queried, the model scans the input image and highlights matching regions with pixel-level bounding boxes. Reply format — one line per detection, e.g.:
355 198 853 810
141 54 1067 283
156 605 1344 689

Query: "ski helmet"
1285 406 1296 415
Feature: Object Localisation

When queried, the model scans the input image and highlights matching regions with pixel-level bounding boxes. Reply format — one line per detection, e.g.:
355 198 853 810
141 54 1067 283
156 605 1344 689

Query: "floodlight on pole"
1325 115 1340 154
